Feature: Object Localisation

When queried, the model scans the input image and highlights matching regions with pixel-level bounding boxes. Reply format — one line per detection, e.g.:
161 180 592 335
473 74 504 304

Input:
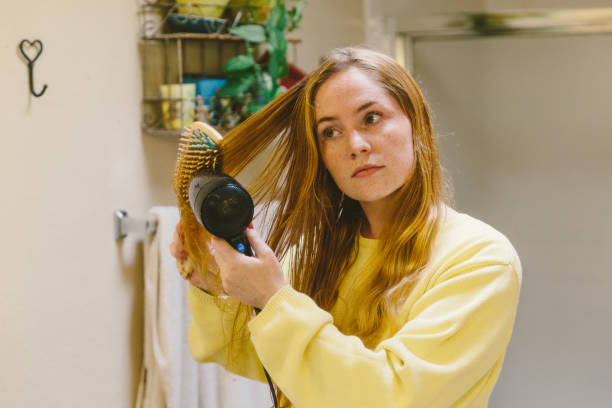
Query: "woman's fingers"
177 222 184 240
188 264 226 295
208 235 237 257
208 227 285 308
170 241 179 259
245 227 272 259
170 222 187 260
189 269 204 288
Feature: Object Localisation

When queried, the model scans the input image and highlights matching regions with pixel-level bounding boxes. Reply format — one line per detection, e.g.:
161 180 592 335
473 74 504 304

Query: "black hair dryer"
188 170 254 256
189 170 271 393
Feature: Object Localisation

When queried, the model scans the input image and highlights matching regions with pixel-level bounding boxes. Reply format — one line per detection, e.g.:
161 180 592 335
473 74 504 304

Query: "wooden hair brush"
172 122 254 281
172 122 224 283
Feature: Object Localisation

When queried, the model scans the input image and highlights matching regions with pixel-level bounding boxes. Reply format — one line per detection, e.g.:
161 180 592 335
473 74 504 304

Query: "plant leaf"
267 28 287 56
267 29 288 79
224 54 255 72
247 102 268 114
287 6 303 31
268 51 287 79
277 57 288 78
217 74 255 97
229 24 266 43
266 3 287 31
268 54 279 79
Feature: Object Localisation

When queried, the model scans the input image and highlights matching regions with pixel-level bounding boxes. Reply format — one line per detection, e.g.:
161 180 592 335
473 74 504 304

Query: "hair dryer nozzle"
188 171 254 254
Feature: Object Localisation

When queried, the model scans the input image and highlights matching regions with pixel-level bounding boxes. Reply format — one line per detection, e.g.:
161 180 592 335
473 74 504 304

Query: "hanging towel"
136 206 270 408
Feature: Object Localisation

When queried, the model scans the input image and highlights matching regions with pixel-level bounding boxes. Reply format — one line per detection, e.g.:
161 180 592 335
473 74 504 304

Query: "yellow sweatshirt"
187 208 522 407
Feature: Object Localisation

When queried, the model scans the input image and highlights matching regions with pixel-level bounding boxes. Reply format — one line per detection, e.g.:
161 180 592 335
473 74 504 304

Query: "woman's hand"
170 222 189 261
170 222 224 294
209 227 287 310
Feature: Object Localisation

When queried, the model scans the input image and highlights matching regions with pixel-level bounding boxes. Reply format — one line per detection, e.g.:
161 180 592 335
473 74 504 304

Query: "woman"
171 47 522 408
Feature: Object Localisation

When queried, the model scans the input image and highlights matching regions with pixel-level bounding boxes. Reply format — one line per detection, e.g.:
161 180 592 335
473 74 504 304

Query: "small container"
142 7 163 37
159 83 196 130
183 77 227 105
167 14 227 34
194 95 209 122
228 0 270 24
176 0 230 19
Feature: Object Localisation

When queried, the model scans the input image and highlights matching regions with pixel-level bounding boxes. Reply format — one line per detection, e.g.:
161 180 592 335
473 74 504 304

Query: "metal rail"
397 8 612 72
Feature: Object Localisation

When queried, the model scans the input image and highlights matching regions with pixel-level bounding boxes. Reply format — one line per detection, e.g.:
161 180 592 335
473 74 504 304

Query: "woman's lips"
352 165 383 178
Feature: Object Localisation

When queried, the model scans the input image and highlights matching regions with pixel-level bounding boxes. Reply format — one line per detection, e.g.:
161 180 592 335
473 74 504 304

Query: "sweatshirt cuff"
247 285 332 338
188 283 217 304
188 283 237 312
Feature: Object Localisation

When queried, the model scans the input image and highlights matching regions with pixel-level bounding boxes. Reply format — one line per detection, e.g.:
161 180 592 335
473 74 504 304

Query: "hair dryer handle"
227 233 253 257
226 233 260 314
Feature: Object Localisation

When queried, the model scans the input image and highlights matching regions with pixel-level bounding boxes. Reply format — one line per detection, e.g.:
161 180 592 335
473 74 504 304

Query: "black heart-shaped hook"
18 39 47 97
19 39 43 64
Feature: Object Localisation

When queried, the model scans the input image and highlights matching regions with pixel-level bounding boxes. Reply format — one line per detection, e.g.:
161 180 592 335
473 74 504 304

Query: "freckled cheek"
320 153 341 185
321 145 346 171
328 164 351 187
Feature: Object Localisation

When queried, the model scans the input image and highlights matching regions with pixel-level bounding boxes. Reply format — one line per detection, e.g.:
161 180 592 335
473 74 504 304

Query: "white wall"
293 0 366 72
409 18 612 408
1 2 146 407
0 1 363 407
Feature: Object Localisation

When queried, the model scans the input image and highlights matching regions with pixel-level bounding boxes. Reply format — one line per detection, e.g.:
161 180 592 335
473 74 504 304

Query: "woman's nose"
348 130 371 158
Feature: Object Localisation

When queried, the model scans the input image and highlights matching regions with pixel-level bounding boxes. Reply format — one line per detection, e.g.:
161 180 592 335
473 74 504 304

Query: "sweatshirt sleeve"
187 285 267 382
186 247 297 383
247 248 521 407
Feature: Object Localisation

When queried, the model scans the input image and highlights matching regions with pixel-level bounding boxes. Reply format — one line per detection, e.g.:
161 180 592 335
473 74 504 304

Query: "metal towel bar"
113 210 158 240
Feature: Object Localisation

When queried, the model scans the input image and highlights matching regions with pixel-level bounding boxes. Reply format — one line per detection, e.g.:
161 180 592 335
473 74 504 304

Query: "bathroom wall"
0 1 363 407
380 0 612 406
1 2 145 407
412 33 612 407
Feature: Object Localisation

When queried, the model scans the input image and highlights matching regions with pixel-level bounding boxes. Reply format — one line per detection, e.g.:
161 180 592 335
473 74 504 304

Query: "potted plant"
210 0 307 129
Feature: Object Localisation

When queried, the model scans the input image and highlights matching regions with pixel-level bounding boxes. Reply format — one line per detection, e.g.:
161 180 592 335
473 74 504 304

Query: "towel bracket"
113 209 158 240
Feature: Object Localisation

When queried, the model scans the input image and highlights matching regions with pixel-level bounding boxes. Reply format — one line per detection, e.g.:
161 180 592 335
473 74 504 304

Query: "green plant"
210 0 307 128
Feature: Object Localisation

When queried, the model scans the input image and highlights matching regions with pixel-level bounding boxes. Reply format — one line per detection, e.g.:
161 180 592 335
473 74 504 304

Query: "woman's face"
314 67 415 206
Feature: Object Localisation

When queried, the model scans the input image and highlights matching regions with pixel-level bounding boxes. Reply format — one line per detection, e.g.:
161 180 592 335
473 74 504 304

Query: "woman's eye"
365 112 382 125
321 128 339 139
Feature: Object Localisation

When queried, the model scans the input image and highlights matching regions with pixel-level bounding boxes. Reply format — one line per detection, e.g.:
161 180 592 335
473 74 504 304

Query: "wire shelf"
142 32 301 42
139 1 301 136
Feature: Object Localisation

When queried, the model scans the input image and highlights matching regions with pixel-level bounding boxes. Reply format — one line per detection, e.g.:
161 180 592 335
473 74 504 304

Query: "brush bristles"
173 122 224 203
171 121 225 293
174 146 222 203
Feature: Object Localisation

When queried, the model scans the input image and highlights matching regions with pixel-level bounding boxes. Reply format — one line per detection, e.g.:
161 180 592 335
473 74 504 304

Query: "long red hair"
193 47 450 407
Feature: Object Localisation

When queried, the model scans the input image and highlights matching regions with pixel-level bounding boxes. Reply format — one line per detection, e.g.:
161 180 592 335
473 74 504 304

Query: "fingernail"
248 223 254 229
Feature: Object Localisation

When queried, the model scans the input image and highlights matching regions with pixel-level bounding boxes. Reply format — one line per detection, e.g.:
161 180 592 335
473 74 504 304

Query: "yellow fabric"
188 208 522 407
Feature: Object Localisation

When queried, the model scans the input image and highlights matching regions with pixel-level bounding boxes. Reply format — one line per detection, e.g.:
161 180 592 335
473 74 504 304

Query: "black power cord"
263 366 279 408
255 307 279 408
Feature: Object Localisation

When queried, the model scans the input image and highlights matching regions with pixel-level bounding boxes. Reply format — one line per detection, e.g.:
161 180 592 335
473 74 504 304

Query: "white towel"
136 206 270 408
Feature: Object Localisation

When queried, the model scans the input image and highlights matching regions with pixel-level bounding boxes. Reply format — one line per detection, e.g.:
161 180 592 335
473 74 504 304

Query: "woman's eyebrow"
316 101 379 126
316 116 335 126
356 101 377 113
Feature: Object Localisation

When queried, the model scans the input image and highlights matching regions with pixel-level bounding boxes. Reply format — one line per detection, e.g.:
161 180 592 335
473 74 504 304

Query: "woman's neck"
359 199 393 239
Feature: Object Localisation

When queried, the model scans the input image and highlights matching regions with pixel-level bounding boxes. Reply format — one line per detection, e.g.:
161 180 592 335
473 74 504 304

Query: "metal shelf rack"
139 1 300 138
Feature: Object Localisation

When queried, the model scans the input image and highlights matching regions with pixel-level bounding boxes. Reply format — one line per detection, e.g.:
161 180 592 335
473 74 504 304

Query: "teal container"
183 77 227 105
